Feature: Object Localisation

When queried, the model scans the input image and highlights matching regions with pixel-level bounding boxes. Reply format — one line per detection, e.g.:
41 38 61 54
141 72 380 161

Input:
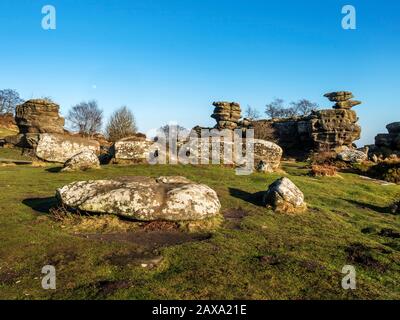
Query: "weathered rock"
15 99 65 134
62 150 100 172
211 102 242 130
35 133 100 163
56 176 221 221
324 91 353 102
387 122 400 134
252 139 282 172
310 109 361 150
113 136 153 163
337 149 368 163
251 93 362 156
333 100 362 109
372 122 400 158
263 177 307 213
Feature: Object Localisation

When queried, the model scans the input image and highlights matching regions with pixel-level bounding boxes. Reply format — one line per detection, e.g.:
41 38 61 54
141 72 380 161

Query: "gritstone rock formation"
251 91 362 155
211 102 242 130
15 99 65 134
369 122 400 158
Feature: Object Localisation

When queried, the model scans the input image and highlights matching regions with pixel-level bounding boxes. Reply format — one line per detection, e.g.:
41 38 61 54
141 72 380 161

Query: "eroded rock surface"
263 177 307 213
62 150 100 172
35 133 100 163
113 136 153 163
56 176 221 221
15 99 65 134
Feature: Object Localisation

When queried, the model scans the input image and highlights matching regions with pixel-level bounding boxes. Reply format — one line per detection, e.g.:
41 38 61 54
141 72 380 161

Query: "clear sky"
0 0 399 145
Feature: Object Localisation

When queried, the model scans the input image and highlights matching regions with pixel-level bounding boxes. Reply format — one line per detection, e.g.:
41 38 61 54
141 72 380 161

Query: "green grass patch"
0 162 399 299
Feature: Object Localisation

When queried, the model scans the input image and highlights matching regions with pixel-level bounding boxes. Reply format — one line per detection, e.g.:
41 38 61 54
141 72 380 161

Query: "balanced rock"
263 177 307 213
337 148 368 163
56 176 221 221
324 91 353 102
112 136 153 163
62 150 100 172
35 133 100 163
15 99 65 134
211 102 241 130
324 91 361 110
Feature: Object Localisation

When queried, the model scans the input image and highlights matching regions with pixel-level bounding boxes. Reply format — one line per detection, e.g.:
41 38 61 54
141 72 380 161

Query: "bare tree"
157 124 189 141
67 100 103 137
265 98 290 119
0 89 24 115
105 106 138 142
290 99 319 116
265 98 319 119
244 105 261 120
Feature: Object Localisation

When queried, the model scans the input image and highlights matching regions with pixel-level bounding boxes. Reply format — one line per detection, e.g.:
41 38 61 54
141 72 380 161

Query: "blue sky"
0 0 399 145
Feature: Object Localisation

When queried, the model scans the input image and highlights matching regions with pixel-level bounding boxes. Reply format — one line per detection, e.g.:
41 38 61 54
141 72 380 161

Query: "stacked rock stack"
324 91 361 110
15 99 65 134
211 101 241 130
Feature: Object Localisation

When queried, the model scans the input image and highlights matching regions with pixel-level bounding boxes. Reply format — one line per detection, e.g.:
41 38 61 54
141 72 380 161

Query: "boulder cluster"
4 99 100 164
211 102 242 130
324 91 361 110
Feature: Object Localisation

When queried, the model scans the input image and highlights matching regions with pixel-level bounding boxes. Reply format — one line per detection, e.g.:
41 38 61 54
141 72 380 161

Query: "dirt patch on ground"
223 207 250 230
345 243 388 272
79 230 211 251
379 228 400 239
142 221 179 231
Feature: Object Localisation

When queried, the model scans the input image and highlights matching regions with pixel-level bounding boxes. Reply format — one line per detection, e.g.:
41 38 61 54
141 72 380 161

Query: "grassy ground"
0 148 399 300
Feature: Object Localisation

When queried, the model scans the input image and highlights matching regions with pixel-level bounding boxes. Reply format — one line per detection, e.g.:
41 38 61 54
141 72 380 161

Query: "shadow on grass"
344 199 391 214
229 188 265 206
22 197 58 214
45 167 63 173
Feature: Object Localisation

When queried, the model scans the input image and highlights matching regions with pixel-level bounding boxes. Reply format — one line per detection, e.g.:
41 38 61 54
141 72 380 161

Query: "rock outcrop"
112 136 153 163
15 99 65 134
370 122 400 158
251 91 362 156
56 176 221 221
211 102 241 130
35 133 100 163
62 150 100 172
263 177 307 213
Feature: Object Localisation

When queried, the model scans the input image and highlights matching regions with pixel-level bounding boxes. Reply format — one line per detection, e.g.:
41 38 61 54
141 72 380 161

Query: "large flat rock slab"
56 176 221 221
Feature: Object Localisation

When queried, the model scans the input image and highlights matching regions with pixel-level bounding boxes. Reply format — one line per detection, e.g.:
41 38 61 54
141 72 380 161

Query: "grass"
0 149 399 300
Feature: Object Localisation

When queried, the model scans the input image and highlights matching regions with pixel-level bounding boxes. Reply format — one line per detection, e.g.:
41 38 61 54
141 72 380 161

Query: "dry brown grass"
310 164 338 177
